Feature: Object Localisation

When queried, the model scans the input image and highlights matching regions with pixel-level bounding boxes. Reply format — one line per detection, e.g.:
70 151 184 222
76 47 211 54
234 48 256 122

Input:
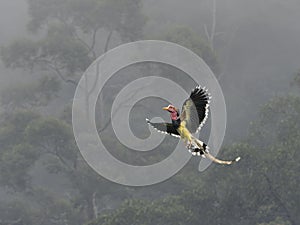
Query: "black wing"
180 85 211 133
146 119 180 138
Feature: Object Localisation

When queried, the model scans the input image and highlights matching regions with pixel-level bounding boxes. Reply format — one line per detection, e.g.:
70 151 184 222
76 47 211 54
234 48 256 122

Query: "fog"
0 0 28 88
0 0 299 224
2 0 299 139
144 0 300 140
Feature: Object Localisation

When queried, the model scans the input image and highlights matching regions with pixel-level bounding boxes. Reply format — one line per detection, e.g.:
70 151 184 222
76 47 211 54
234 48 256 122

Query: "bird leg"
183 136 206 157
186 141 193 149
188 138 206 157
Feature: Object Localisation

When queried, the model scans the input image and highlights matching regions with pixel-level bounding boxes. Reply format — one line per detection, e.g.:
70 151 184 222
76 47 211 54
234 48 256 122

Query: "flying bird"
146 85 240 165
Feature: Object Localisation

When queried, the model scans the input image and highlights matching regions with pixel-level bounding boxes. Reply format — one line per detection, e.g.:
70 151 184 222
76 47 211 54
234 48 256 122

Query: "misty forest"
0 0 299 224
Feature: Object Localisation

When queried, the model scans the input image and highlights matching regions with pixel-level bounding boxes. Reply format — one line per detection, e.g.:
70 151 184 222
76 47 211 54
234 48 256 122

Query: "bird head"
162 105 177 113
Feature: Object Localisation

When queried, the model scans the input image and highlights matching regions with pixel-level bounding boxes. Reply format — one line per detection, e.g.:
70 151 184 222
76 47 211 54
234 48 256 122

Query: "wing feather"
180 86 211 133
146 119 180 138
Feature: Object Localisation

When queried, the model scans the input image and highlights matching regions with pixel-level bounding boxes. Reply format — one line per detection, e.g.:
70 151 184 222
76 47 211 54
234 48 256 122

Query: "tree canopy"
0 0 299 225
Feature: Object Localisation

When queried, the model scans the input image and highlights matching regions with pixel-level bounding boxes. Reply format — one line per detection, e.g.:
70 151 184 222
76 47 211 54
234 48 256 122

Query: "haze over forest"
0 0 299 225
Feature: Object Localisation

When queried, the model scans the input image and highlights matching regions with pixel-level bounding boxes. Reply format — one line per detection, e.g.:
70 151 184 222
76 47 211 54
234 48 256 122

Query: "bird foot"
186 142 193 149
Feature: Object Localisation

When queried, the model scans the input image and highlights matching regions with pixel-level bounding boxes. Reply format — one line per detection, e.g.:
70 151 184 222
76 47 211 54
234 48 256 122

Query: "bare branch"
104 30 113 53
97 83 153 133
210 0 216 51
38 142 73 172
88 30 114 96
203 0 217 51
92 192 98 219
84 30 114 126
33 58 78 86
72 27 99 59
204 24 210 43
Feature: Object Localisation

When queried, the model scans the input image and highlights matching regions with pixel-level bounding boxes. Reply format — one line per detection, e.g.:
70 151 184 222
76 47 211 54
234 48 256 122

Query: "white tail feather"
190 136 240 165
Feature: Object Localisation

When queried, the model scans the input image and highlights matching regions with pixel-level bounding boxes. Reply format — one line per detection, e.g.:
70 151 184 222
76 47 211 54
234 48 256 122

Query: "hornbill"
146 85 240 165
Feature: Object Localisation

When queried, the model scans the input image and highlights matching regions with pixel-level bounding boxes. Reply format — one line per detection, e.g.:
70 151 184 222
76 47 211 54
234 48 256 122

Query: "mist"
0 0 299 224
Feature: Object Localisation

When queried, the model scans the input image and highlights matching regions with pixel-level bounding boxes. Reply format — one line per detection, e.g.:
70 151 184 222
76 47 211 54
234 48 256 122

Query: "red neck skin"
170 111 178 120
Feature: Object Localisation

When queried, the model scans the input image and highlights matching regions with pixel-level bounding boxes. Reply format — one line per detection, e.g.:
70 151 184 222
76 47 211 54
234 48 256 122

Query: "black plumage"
146 85 240 164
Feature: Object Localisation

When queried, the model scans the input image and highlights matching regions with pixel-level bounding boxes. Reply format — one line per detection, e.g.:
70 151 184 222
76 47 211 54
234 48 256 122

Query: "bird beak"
162 106 169 111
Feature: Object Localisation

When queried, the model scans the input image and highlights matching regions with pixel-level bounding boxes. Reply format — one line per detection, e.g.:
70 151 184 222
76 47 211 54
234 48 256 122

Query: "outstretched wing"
146 119 180 138
180 86 211 133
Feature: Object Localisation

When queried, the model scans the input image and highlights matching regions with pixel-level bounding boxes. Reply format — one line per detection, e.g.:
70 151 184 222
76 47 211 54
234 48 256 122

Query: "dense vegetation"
0 0 299 225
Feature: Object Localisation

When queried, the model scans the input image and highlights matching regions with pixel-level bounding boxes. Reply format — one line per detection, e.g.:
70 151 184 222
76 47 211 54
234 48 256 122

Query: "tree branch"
210 0 216 51
33 58 78 86
203 0 217 51
104 30 113 53
73 27 99 59
92 192 98 219
40 142 73 172
97 84 153 133
88 30 113 97
84 30 113 125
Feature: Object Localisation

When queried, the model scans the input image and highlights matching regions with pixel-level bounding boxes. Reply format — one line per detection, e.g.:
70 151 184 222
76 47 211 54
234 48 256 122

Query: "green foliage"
292 69 300 88
0 143 39 190
89 198 193 225
0 111 41 191
1 38 38 69
1 23 91 75
2 91 299 225
2 0 146 88
0 76 61 109
86 94 300 225
0 104 126 222
0 190 85 225
249 95 300 148
0 201 34 225
1 1 299 224
25 117 73 151
27 0 146 41
43 23 91 71
25 116 78 171
0 110 40 151
28 189 84 225
258 217 291 225
0 110 77 190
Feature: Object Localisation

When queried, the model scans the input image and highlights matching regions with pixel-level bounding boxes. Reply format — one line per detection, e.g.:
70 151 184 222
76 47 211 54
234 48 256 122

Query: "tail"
190 136 240 165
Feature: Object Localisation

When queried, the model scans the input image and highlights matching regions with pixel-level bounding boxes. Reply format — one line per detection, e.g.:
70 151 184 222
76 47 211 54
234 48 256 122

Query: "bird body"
147 85 240 165
177 121 192 144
